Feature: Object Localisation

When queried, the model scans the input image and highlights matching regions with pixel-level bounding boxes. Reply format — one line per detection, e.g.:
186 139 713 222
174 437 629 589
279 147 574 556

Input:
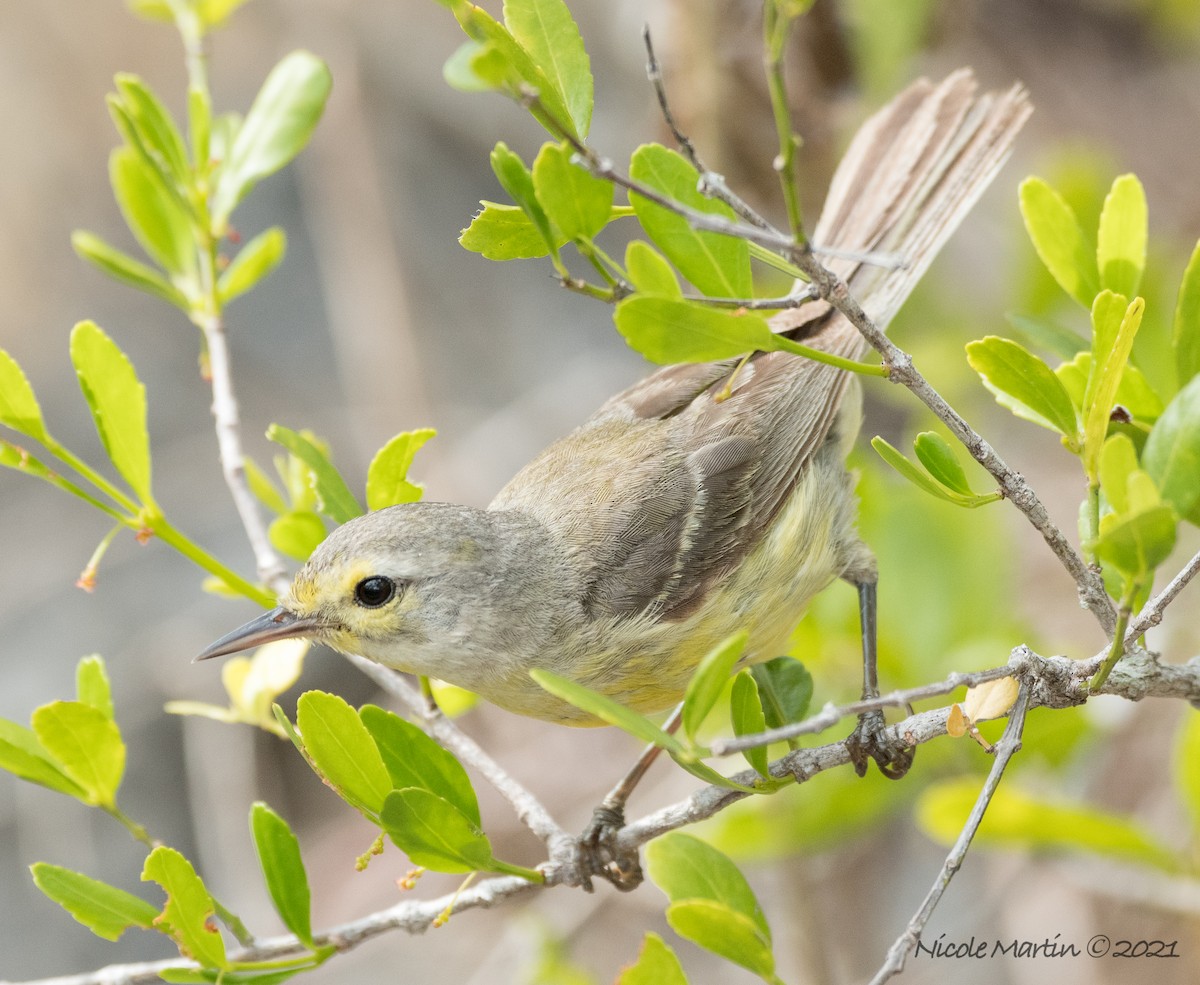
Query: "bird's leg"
845 577 914 779
580 703 684 891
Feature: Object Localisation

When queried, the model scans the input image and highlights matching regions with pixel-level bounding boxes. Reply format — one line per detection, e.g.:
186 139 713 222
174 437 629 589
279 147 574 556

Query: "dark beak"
196 606 325 661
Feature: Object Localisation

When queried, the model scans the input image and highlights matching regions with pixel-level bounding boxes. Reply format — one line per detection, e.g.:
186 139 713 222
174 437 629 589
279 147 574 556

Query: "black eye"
354 576 396 608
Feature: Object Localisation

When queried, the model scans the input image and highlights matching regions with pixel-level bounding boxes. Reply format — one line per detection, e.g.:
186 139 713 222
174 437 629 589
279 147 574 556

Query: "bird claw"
578 804 644 892
846 708 914 780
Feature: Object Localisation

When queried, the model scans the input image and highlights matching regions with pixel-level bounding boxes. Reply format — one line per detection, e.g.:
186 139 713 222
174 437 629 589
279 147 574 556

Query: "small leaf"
490 143 557 257
72 231 189 309
1144 375 1200 525
960 677 1019 723
665 900 775 979
268 510 327 562
531 141 611 242
379 789 493 873
913 432 973 496
31 863 158 942
359 705 481 826
218 227 286 305
730 672 769 777
529 669 686 752
112 74 190 187
630 144 751 298
0 349 48 441
681 631 747 742
443 39 496 92
1092 503 1176 580
749 657 812 730
212 52 332 226
70 321 153 502
503 0 594 137
0 720 87 799
1099 434 1139 515
644 831 769 935
1174 239 1200 388
365 428 436 511
1083 295 1144 482
142 846 228 969
250 803 314 946
618 933 688 985
1096 174 1147 300
295 691 392 820
460 201 567 260
625 241 681 298
266 425 362 523
1019 177 1099 308
109 146 195 277
243 456 289 515
31 700 125 808
965 336 1079 437
76 655 114 720
614 296 775 364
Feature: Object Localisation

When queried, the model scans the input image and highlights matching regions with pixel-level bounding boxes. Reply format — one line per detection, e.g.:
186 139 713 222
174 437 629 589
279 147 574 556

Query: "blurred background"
3 1 1200 982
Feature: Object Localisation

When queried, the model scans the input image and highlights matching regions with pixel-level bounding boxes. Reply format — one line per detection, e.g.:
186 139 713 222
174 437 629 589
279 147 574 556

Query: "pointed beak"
196 606 326 662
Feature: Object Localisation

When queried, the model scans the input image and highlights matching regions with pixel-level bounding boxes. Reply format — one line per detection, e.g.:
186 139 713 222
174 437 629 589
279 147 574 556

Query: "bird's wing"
492 70 1031 622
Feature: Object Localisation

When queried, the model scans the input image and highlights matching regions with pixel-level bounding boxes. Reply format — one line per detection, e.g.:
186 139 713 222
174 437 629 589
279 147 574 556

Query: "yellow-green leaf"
365 428 436 511
0 349 48 441
30 701 125 808
31 863 158 943
1019 177 1099 308
142 846 228 969
1096 174 1147 300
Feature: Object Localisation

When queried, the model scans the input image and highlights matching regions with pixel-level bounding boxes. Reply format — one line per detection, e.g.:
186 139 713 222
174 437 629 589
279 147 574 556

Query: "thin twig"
1128 547 1200 639
867 682 1031 985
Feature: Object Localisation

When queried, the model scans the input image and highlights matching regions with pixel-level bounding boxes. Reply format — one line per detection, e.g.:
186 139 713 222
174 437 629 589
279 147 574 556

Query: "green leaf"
618 933 688 985
268 510 327 562
250 803 314 946
31 863 158 942
1018 176 1099 308
645 832 769 935
460 201 568 260
443 39 496 92
244 455 289 515
749 657 812 730
1173 239 1200 387
266 425 362 523
112 74 190 187
1096 174 1147 300
1092 503 1176 580
142 846 228 969
917 778 1181 873
629 144 751 298
379 788 493 873
730 672 769 777
665 900 775 979
72 230 189 309
0 349 48 441
529 669 686 752
212 52 332 226
189 84 212 172
365 428 436 511
625 241 682 298
0 719 87 799
359 705 480 826
965 336 1079 437
76 655 114 720
218 227 286 305
1084 295 1144 482
913 432 973 495
295 691 392 820
31 700 125 808
871 437 999 508
490 143 558 257
1056 351 1162 424
1144 374 1200 525
531 142 612 242
614 296 775 364
1099 434 1139 515
682 632 747 742
503 0 594 137
109 147 195 278
70 320 154 503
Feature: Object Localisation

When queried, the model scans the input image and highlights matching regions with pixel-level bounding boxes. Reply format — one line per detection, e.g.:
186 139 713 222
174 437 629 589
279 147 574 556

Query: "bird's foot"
846 708 914 780
578 804 643 892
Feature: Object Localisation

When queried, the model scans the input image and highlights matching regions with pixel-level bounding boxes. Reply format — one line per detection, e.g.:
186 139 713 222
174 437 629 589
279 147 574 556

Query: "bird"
200 70 1030 775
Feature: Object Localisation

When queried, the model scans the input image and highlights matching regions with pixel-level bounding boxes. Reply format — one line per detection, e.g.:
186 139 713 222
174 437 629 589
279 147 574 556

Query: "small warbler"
200 72 1029 751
